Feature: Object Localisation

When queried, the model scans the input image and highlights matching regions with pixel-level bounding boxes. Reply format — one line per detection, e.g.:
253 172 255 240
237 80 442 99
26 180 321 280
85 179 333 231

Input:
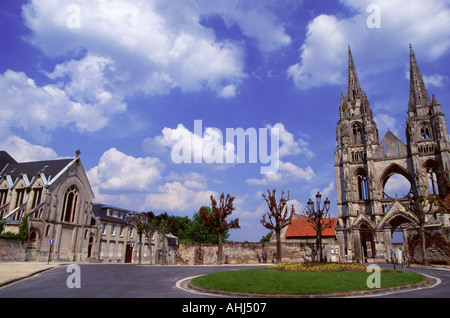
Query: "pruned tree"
405 192 437 266
260 189 295 264
200 193 240 264
130 211 153 265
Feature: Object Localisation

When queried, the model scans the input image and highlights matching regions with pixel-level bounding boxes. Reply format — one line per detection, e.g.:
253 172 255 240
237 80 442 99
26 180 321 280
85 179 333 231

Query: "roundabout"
176 263 442 298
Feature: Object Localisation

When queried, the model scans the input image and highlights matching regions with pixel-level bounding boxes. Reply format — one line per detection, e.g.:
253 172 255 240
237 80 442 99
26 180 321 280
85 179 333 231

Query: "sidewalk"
0 262 64 287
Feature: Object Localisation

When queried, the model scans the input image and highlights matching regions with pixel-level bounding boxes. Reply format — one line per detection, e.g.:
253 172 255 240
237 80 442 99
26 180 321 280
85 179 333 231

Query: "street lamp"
305 191 332 262
315 191 322 206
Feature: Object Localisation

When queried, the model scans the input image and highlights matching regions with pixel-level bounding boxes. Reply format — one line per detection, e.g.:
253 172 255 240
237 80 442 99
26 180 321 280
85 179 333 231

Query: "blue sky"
1 0 450 242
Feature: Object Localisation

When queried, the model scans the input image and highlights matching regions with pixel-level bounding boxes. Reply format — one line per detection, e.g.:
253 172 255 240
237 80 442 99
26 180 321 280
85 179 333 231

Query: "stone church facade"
335 45 450 262
0 150 100 262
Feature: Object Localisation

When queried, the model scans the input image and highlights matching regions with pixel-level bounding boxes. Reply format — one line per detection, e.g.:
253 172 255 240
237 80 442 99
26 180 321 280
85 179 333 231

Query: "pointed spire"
409 44 430 109
347 45 363 100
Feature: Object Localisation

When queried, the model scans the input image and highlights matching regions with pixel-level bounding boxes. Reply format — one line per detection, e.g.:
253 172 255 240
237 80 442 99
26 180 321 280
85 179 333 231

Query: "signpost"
47 238 55 264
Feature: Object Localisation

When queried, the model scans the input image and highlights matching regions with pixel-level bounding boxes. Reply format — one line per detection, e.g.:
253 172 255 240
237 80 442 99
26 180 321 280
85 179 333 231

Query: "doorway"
125 243 133 263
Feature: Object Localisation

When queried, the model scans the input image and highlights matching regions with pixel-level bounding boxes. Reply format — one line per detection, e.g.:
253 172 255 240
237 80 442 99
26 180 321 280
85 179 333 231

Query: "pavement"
0 262 65 287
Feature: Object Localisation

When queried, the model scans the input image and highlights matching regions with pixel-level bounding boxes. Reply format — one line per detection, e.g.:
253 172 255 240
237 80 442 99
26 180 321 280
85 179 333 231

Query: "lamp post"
304 192 331 262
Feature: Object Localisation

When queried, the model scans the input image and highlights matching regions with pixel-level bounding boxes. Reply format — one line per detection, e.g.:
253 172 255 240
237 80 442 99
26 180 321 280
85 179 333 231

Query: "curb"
0 266 57 288
181 274 440 298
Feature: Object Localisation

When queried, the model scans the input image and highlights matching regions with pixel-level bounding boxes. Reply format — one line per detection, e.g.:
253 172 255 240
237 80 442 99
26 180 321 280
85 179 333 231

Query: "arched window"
352 123 364 144
357 175 369 200
420 124 431 139
61 186 78 223
426 167 440 195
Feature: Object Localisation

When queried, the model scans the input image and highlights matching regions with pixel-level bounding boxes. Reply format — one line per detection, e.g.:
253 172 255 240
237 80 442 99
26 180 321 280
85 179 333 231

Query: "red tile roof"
285 217 337 239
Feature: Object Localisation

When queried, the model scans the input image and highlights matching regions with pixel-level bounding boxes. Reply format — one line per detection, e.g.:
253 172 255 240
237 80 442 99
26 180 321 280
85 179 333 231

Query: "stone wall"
0 238 26 262
408 231 450 265
178 242 320 265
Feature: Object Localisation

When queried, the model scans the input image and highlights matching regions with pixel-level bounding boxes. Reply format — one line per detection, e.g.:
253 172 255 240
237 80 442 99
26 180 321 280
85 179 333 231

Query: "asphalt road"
0 263 448 299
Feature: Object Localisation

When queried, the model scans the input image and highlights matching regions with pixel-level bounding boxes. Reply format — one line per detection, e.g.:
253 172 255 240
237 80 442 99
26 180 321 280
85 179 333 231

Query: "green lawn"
191 268 426 295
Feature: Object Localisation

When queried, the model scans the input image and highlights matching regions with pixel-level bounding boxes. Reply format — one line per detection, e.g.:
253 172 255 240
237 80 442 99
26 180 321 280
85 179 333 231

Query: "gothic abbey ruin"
335 45 450 262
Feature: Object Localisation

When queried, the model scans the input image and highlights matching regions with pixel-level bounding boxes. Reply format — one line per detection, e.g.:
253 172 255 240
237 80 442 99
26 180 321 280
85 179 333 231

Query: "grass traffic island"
190 263 428 297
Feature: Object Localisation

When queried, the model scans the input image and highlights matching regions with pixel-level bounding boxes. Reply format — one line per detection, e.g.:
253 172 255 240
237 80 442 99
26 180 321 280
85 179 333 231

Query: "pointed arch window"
61 186 78 223
426 167 440 195
357 175 369 200
420 124 431 140
352 123 364 144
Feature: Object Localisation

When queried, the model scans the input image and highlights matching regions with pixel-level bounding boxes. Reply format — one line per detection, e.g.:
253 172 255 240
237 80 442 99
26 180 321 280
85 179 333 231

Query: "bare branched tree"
260 189 295 264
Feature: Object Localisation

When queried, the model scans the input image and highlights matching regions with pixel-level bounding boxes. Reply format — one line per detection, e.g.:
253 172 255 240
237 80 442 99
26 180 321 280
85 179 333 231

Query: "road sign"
130 242 135 247
49 239 55 245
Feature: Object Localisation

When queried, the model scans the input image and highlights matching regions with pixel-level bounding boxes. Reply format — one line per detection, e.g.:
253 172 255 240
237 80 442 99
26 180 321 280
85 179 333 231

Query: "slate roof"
285 216 337 239
92 203 133 224
1 158 74 179
0 151 18 173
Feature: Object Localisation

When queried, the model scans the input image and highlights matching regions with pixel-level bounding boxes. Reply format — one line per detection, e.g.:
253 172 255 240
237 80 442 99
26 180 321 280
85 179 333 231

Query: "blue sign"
130 242 135 247
49 239 55 245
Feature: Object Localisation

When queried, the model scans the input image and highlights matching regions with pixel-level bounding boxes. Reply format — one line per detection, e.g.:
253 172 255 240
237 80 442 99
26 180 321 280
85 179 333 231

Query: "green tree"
183 208 230 244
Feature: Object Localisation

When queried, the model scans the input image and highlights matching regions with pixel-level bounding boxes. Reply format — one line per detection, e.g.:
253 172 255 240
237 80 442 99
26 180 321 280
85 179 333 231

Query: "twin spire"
345 44 432 110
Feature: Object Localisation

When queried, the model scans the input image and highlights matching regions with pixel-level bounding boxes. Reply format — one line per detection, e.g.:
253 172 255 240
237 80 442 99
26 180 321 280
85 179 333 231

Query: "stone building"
92 204 177 264
92 203 137 263
334 45 450 262
0 150 179 264
0 150 99 262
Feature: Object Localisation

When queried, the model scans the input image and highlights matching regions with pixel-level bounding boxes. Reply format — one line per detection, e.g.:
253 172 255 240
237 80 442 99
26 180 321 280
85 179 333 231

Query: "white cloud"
288 0 450 90
144 181 216 212
423 74 448 88
0 136 58 162
246 160 315 185
0 58 126 142
374 113 402 139
287 14 347 90
309 181 335 199
87 148 165 193
21 0 252 98
209 1 292 52
269 123 314 159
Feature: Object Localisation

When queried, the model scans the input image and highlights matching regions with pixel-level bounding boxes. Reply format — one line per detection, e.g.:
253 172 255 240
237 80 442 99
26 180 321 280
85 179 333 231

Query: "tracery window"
61 186 78 223
357 174 369 200
352 123 364 144
426 167 440 195
420 124 431 139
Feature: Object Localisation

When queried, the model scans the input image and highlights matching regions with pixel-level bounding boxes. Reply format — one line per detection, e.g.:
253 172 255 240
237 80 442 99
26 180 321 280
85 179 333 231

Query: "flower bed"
269 262 374 272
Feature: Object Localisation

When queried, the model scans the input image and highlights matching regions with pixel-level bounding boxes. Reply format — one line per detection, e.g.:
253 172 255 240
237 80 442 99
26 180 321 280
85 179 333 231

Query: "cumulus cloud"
246 161 315 185
0 136 59 162
288 0 450 90
0 55 126 142
87 148 165 193
22 0 287 98
144 181 216 212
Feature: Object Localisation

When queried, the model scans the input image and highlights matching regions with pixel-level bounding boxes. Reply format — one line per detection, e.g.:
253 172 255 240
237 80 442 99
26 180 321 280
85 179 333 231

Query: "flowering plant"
268 262 377 273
